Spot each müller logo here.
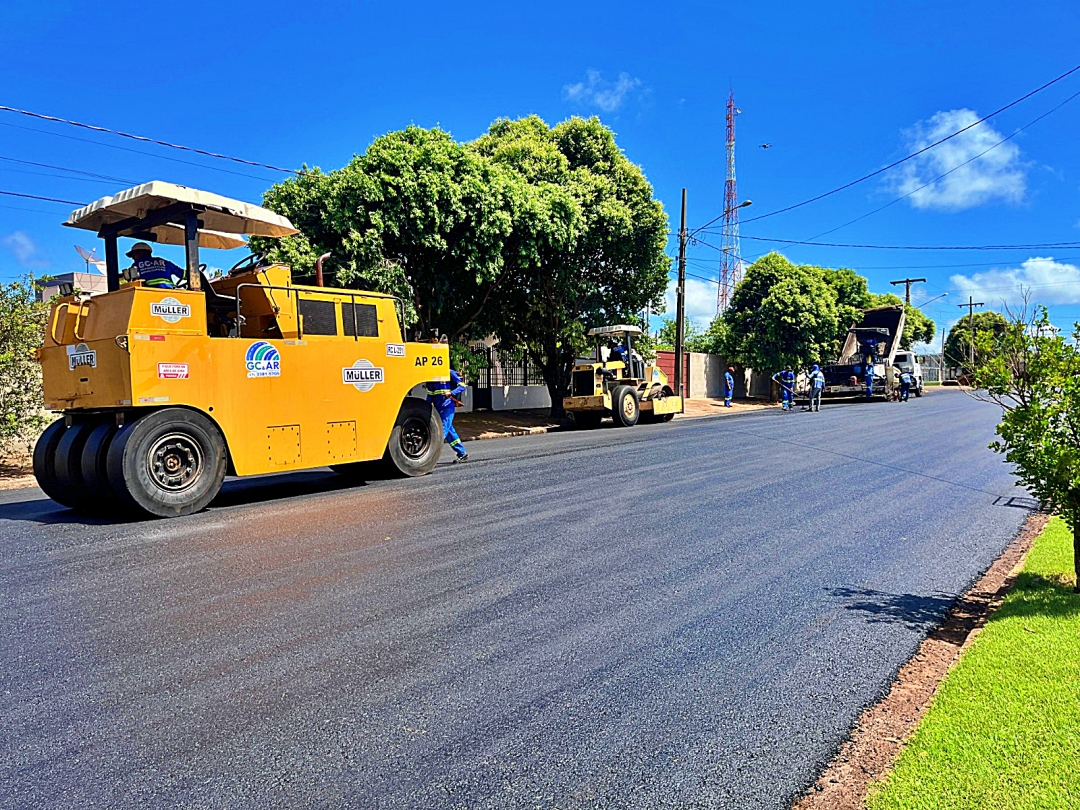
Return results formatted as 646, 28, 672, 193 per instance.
151, 297, 191, 324
342, 359, 385, 392
68, 342, 96, 371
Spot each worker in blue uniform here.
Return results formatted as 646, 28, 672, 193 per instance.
808, 364, 825, 412
427, 369, 469, 462
774, 365, 796, 410
865, 360, 875, 400
122, 242, 183, 289
899, 369, 913, 402
724, 366, 735, 407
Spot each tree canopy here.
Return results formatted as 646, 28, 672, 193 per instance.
945, 310, 1008, 368
713, 253, 841, 371
257, 116, 669, 415
473, 116, 669, 414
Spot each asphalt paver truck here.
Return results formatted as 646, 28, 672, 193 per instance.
34, 182, 450, 518
818, 304, 906, 400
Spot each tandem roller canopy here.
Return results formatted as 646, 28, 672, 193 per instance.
587, 325, 643, 337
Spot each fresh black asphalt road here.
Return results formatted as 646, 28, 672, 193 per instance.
0, 389, 1032, 809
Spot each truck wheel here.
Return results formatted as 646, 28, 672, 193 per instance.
33, 418, 75, 507
106, 408, 227, 518
383, 399, 442, 477
611, 385, 640, 427
915, 386, 923, 398
54, 421, 98, 512
573, 412, 602, 429
79, 422, 121, 511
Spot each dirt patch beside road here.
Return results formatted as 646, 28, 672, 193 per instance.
793, 511, 1050, 810
0, 450, 34, 491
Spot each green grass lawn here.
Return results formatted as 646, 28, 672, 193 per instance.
867, 517, 1080, 810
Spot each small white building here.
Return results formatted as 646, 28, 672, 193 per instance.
38, 271, 109, 301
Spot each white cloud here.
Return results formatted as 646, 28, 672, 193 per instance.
664, 275, 717, 328
564, 70, 642, 113
949, 256, 1080, 309
2, 230, 49, 268
888, 109, 1027, 210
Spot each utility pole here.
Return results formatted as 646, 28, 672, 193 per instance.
674, 188, 687, 409
890, 277, 926, 304
958, 296, 985, 368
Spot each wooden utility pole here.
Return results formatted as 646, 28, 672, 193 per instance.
958, 296, 985, 368
674, 188, 687, 409
890, 277, 926, 304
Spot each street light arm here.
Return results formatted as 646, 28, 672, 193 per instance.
912, 292, 948, 308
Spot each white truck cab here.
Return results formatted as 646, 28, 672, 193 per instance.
892, 351, 924, 397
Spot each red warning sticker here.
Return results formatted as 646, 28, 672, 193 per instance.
157, 363, 189, 379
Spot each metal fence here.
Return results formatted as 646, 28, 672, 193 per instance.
457, 345, 547, 408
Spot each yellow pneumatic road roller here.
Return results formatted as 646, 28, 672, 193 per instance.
34, 182, 450, 518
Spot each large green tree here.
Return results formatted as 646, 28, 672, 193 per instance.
944, 310, 1008, 368
715, 252, 840, 372
0, 277, 48, 449
819, 266, 871, 352
972, 308, 1080, 591
473, 116, 669, 415
257, 126, 517, 341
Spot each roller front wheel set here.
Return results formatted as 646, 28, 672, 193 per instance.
32, 409, 227, 518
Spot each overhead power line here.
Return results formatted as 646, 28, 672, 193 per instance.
805, 87, 1080, 241
0, 121, 277, 182
0, 104, 296, 174
0, 155, 136, 184
691, 63, 1080, 233
738, 234, 1080, 251
0, 189, 84, 205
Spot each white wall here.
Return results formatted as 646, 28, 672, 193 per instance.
491, 385, 551, 411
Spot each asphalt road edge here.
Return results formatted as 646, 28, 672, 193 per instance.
791, 509, 1051, 810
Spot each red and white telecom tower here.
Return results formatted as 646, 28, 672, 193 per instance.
717, 91, 742, 313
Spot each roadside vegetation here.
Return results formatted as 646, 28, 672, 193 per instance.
867, 516, 1080, 810
0, 277, 48, 451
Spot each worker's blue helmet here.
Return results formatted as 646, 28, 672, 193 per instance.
812, 364, 820, 372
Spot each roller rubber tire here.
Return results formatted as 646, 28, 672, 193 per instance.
611, 385, 640, 428
383, 399, 442, 477
53, 421, 98, 512
106, 408, 227, 518
32, 418, 75, 507
79, 422, 121, 512
914, 387, 923, 398
573, 411, 603, 429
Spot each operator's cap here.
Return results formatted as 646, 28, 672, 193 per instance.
126, 241, 153, 257
728, 366, 734, 372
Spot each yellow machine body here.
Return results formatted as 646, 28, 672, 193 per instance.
39, 265, 449, 476
563, 360, 682, 417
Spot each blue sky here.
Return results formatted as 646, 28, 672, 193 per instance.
2, 0, 1079, 349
